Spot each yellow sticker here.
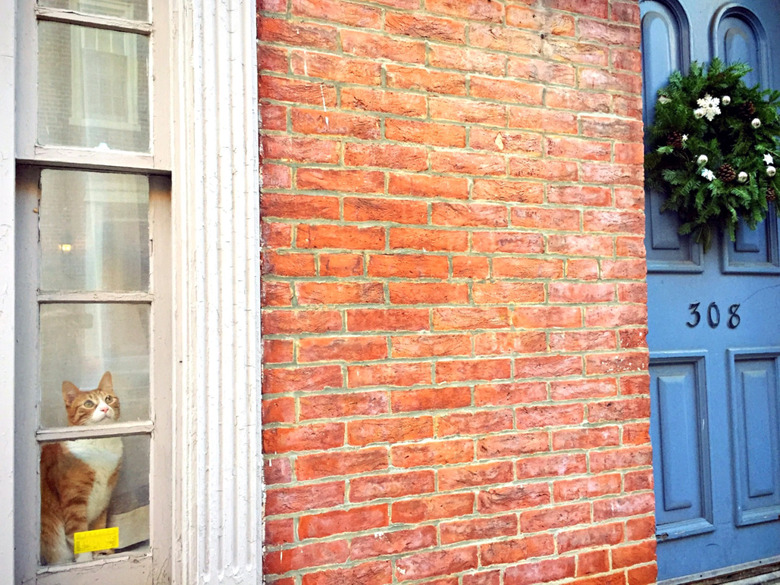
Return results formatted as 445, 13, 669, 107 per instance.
73, 527, 119, 555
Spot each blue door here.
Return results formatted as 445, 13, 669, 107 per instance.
642, 0, 780, 580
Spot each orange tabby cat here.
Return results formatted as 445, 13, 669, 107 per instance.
40, 371, 123, 565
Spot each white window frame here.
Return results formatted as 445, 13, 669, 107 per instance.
2, 1, 262, 584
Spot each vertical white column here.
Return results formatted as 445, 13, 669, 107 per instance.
171, 1, 261, 583
0, 1, 14, 584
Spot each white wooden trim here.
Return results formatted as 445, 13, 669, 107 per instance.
0, 0, 15, 583
170, 0, 262, 583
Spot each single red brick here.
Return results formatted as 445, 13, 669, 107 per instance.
441, 514, 517, 544
262, 281, 293, 307
433, 307, 510, 331
432, 201, 509, 228
392, 439, 474, 468
590, 446, 652, 473
292, 108, 381, 139
480, 534, 555, 566
262, 221, 292, 247
516, 453, 587, 479
299, 504, 389, 539
348, 416, 433, 445
263, 396, 295, 424
474, 382, 547, 406
368, 254, 450, 278
291, 49, 383, 86
351, 526, 437, 559
511, 205, 580, 230
612, 540, 656, 569
437, 410, 514, 438
507, 56, 576, 86
550, 331, 617, 352
263, 163, 292, 189
554, 474, 622, 502
579, 18, 640, 47
253, 186, 334, 217
626, 517, 656, 541
319, 253, 364, 277
345, 142, 428, 172
509, 157, 578, 181
616, 237, 647, 259
544, 38, 608, 67
515, 355, 583, 379
301, 561, 392, 585
602, 258, 647, 280
435, 359, 513, 384
572, 574, 626, 585
389, 282, 469, 304
263, 251, 316, 276
612, 1, 641, 24
512, 306, 581, 329
395, 546, 478, 582
264, 339, 294, 364
620, 375, 650, 396
291, 0, 382, 28
624, 423, 651, 448
471, 76, 543, 106
474, 281, 547, 305
297, 168, 385, 194
262, 310, 342, 336
341, 29, 425, 64
549, 185, 611, 206
628, 564, 659, 585
520, 503, 591, 532
265, 481, 345, 516
551, 378, 618, 400
348, 362, 431, 388
265, 517, 295, 547
586, 352, 649, 375
347, 308, 430, 332
553, 426, 620, 451
391, 386, 472, 412
471, 230, 544, 254
263, 422, 345, 454
259, 17, 339, 49
385, 64, 467, 96
429, 97, 506, 127
342, 86, 427, 117
439, 461, 514, 491
558, 522, 624, 553
463, 571, 501, 585
568, 258, 601, 280
594, 493, 655, 521
261, 103, 287, 130
477, 431, 549, 459
386, 119, 466, 148
477, 483, 550, 514
545, 88, 610, 113
263, 364, 343, 393
430, 150, 506, 176
426, 0, 503, 22
298, 335, 386, 363
586, 306, 647, 329
389, 173, 469, 199
517, 404, 584, 430
385, 12, 466, 43
344, 197, 429, 225
577, 549, 610, 576
429, 44, 506, 75
264, 539, 349, 574
581, 115, 643, 142
264, 457, 293, 485
295, 282, 384, 305
350, 470, 435, 503
547, 234, 614, 256
298, 223, 386, 249
263, 135, 340, 164
452, 256, 490, 279
392, 493, 475, 523
296, 447, 389, 480
261, 74, 338, 106
474, 331, 547, 356
589, 398, 650, 423
581, 162, 643, 187
504, 556, 576, 585
299, 391, 389, 421
470, 129, 543, 155
618, 283, 648, 303
549, 282, 615, 303
469, 23, 542, 54
509, 106, 577, 134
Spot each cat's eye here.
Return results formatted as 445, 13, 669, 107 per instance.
105, 396, 113, 403
83, 400, 95, 408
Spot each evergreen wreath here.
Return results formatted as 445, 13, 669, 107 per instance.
645, 58, 780, 250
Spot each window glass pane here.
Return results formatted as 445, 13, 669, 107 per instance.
40, 170, 149, 292
40, 435, 150, 565
40, 303, 150, 427
38, 21, 150, 152
39, 0, 149, 22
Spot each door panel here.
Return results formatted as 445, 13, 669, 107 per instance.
642, 0, 780, 580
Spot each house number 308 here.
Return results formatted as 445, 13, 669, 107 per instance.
686, 302, 741, 329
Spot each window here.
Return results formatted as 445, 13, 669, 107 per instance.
15, 1, 171, 583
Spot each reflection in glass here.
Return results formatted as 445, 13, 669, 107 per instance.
40, 0, 149, 21
40, 170, 149, 292
40, 435, 150, 565
40, 303, 150, 428
38, 21, 150, 151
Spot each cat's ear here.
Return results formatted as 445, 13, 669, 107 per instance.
62, 381, 80, 407
98, 371, 113, 392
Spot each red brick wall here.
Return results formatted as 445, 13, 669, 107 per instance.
259, 0, 655, 583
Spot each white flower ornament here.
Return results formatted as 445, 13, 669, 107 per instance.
696, 94, 721, 121
764, 153, 774, 165
701, 168, 715, 181
682, 134, 688, 142
697, 154, 708, 165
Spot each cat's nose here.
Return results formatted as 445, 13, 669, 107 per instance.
100, 406, 109, 413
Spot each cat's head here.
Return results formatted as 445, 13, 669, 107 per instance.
61, 371, 121, 426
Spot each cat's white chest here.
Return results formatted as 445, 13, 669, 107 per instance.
66, 438, 123, 523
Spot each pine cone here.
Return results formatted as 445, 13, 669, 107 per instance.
716, 163, 736, 183
767, 187, 777, 202
739, 100, 756, 118
666, 131, 684, 149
